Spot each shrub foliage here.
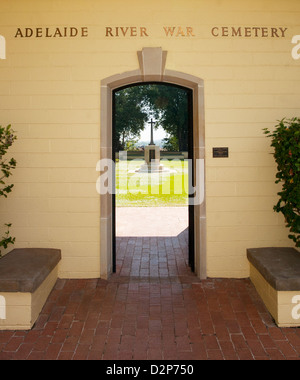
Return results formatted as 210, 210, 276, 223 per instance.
264, 118, 300, 247
0, 125, 17, 257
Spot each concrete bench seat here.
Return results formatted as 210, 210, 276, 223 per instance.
0, 248, 61, 330
247, 247, 300, 327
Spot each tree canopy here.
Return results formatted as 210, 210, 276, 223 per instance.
114, 86, 148, 151
114, 84, 189, 151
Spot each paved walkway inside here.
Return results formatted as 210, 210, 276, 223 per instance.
116, 207, 188, 237
0, 208, 300, 360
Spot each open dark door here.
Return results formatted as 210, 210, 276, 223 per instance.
187, 89, 195, 271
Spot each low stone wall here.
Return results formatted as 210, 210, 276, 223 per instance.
0, 248, 61, 330
247, 247, 300, 327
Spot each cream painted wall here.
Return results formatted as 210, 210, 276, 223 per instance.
0, 0, 299, 278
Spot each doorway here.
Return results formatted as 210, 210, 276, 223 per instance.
100, 48, 206, 280
112, 83, 194, 275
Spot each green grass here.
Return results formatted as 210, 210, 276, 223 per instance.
116, 159, 189, 207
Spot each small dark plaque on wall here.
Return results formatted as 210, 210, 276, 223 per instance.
213, 147, 229, 158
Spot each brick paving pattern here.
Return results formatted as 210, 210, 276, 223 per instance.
0, 228, 300, 360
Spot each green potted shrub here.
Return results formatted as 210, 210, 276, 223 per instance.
264, 118, 300, 248
0, 124, 17, 257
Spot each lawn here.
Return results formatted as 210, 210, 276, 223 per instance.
116, 159, 189, 207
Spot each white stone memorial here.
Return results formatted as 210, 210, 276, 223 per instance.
136, 119, 171, 173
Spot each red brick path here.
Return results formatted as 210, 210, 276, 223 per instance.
1, 231, 300, 360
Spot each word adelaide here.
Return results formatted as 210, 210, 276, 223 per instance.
15, 27, 89, 38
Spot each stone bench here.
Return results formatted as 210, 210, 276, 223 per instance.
0, 248, 61, 330
247, 247, 300, 327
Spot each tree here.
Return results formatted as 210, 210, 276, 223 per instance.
114, 84, 190, 152
162, 135, 179, 151
142, 84, 190, 151
114, 86, 149, 151
0, 125, 17, 257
